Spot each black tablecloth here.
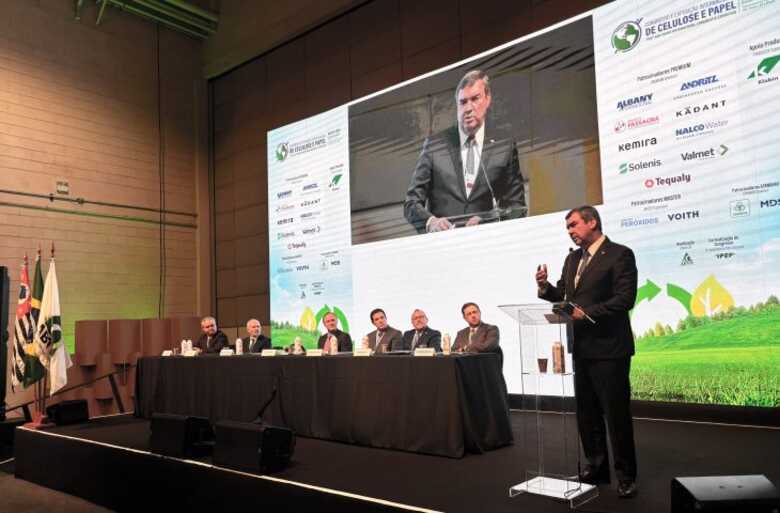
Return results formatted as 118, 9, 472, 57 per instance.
135, 353, 512, 458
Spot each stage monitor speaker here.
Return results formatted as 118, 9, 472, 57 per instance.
149, 413, 214, 458
213, 420, 295, 473
0, 266, 9, 421
672, 475, 780, 513
46, 399, 90, 426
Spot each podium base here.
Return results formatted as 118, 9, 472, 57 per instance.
510, 476, 598, 508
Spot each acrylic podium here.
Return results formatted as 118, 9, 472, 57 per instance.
499, 303, 598, 508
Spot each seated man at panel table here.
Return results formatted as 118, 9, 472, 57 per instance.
318, 311, 353, 354
364, 308, 403, 354
193, 316, 228, 354
453, 302, 503, 366
241, 318, 272, 353
401, 309, 442, 352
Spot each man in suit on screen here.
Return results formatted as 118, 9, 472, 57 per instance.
404, 69, 526, 233
535, 205, 638, 498
401, 309, 441, 352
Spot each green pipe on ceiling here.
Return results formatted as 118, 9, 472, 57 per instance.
106, 0, 210, 39
134, 0, 217, 33
161, 0, 219, 24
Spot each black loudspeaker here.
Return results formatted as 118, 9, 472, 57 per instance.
672, 475, 780, 513
46, 399, 90, 426
213, 420, 295, 473
0, 266, 9, 421
149, 413, 214, 458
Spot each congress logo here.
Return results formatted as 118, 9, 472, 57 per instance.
275, 143, 289, 162
748, 54, 780, 84
612, 20, 642, 53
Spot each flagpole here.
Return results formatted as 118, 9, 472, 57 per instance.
24, 246, 55, 429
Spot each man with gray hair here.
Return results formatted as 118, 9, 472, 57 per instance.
193, 316, 228, 354
404, 69, 526, 233
241, 318, 271, 353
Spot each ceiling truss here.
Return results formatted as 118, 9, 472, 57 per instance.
75, 0, 219, 39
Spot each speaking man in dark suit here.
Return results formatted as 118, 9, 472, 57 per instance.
536, 205, 638, 499
193, 316, 228, 354
404, 69, 526, 233
401, 309, 441, 352
364, 308, 403, 353
318, 311, 353, 354
242, 318, 271, 353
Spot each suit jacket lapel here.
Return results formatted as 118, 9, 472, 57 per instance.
567, 250, 582, 298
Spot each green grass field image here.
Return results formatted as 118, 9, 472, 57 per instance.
271, 304, 350, 350
631, 274, 780, 407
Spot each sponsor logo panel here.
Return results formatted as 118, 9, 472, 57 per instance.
644, 173, 691, 189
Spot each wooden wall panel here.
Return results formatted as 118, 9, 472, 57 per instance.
2, 0, 207, 409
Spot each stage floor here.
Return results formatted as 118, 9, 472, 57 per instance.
12, 411, 780, 513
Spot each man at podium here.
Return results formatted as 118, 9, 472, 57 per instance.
535, 205, 638, 499
403, 69, 526, 233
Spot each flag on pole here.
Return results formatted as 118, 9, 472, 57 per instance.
11, 255, 46, 390
31, 249, 44, 326
35, 255, 72, 395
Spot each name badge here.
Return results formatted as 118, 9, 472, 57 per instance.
306, 349, 323, 357
353, 348, 372, 357
219, 349, 235, 356
261, 349, 279, 357
414, 347, 436, 357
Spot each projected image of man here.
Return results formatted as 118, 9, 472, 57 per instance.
404, 69, 526, 233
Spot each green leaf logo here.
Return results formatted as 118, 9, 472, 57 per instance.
748, 54, 780, 79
